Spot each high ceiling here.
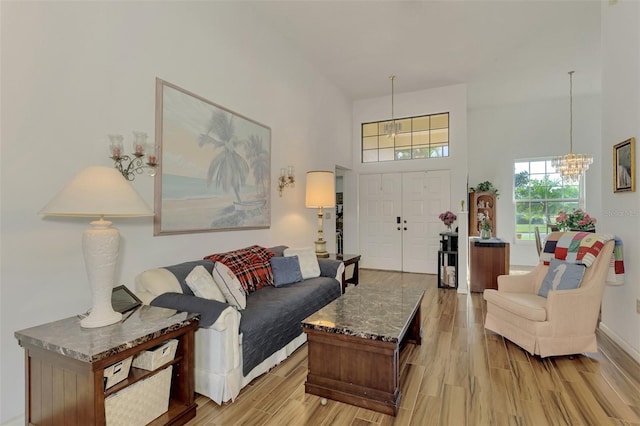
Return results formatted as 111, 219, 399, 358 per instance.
250, 0, 602, 108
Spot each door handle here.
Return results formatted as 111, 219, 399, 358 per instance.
396, 216, 401, 224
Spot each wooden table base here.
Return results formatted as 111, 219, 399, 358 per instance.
304, 305, 421, 416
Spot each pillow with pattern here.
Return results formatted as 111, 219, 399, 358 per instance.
538, 258, 586, 298
211, 262, 246, 310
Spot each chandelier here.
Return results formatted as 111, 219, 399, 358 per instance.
384, 75, 401, 138
551, 71, 593, 183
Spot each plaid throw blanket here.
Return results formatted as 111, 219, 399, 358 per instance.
204, 245, 275, 294
541, 232, 625, 285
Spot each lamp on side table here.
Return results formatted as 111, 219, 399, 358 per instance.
39, 166, 153, 328
305, 170, 335, 258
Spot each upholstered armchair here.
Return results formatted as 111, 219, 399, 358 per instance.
483, 233, 615, 357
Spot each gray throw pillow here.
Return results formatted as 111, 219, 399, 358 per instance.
270, 255, 303, 287
538, 258, 586, 298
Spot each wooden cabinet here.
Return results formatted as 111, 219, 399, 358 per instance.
469, 238, 510, 292
469, 191, 497, 236
15, 307, 199, 426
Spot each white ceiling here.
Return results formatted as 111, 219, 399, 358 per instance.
249, 0, 602, 108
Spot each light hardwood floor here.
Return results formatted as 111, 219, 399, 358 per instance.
187, 269, 640, 426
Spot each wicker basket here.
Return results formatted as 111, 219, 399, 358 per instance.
132, 339, 178, 371
105, 366, 172, 426
103, 356, 132, 390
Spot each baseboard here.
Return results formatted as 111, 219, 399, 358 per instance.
599, 322, 640, 364
0, 414, 24, 426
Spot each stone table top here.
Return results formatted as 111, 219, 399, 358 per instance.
15, 306, 199, 364
302, 284, 424, 343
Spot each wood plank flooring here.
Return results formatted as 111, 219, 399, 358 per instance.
186, 269, 640, 426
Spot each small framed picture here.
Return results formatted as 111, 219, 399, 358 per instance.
111, 285, 142, 313
613, 137, 635, 193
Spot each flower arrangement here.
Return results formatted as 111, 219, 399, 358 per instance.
481, 218, 492, 231
555, 209, 597, 231
439, 211, 457, 227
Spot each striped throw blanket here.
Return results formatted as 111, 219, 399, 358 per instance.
541, 231, 625, 286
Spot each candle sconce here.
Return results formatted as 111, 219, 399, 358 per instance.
278, 166, 295, 196
109, 132, 158, 181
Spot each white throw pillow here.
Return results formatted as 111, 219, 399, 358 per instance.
283, 247, 320, 279
211, 262, 247, 310
185, 265, 226, 302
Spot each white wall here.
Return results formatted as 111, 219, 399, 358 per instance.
0, 2, 351, 422
350, 84, 469, 292
468, 94, 602, 266
599, 0, 640, 363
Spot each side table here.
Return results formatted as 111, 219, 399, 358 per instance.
469, 237, 510, 292
15, 306, 199, 425
326, 253, 361, 293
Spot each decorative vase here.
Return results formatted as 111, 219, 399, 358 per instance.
480, 228, 491, 239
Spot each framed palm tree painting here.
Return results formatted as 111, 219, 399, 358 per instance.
154, 79, 271, 235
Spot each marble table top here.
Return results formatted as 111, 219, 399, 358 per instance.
15, 306, 199, 364
302, 284, 424, 343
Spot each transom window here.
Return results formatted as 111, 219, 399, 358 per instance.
514, 159, 582, 241
361, 112, 449, 163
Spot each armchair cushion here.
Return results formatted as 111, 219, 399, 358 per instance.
538, 259, 586, 298
483, 291, 547, 322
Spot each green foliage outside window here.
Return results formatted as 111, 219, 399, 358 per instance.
514, 160, 581, 241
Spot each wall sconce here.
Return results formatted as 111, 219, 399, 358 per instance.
109, 132, 158, 181
278, 166, 295, 196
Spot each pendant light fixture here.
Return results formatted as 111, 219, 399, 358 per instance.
551, 71, 593, 183
384, 75, 401, 138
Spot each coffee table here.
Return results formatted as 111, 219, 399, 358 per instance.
302, 285, 424, 416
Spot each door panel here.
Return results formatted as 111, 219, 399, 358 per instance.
359, 174, 402, 270
406, 170, 450, 273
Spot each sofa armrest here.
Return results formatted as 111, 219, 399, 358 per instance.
318, 258, 345, 283
497, 264, 546, 293
545, 285, 603, 334
135, 267, 183, 304
497, 272, 537, 293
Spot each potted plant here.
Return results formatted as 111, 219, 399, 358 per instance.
555, 209, 597, 232
480, 218, 492, 239
470, 181, 499, 198
438, 211, 457, 232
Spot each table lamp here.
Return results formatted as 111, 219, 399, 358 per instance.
305, 171, 335, 258
39, 166, 154, 328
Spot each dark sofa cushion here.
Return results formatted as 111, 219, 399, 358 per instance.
151, 292, 229, 327
239, 276, 341, 375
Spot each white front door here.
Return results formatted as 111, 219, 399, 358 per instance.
359, 170, 451, 273
358, 173, 403, 270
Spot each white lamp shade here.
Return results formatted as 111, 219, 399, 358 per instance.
40, 166, 153, 218
305, 171, 336, 208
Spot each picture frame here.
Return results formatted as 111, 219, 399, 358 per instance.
111, 285, 142, 314
613, 137, 635, 193
154, 78, 271, 235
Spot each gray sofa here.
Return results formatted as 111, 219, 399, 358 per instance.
134, 246, 344, 404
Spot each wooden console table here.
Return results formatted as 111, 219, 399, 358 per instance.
469, 237, 510, 292
15, 306, 199, 425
